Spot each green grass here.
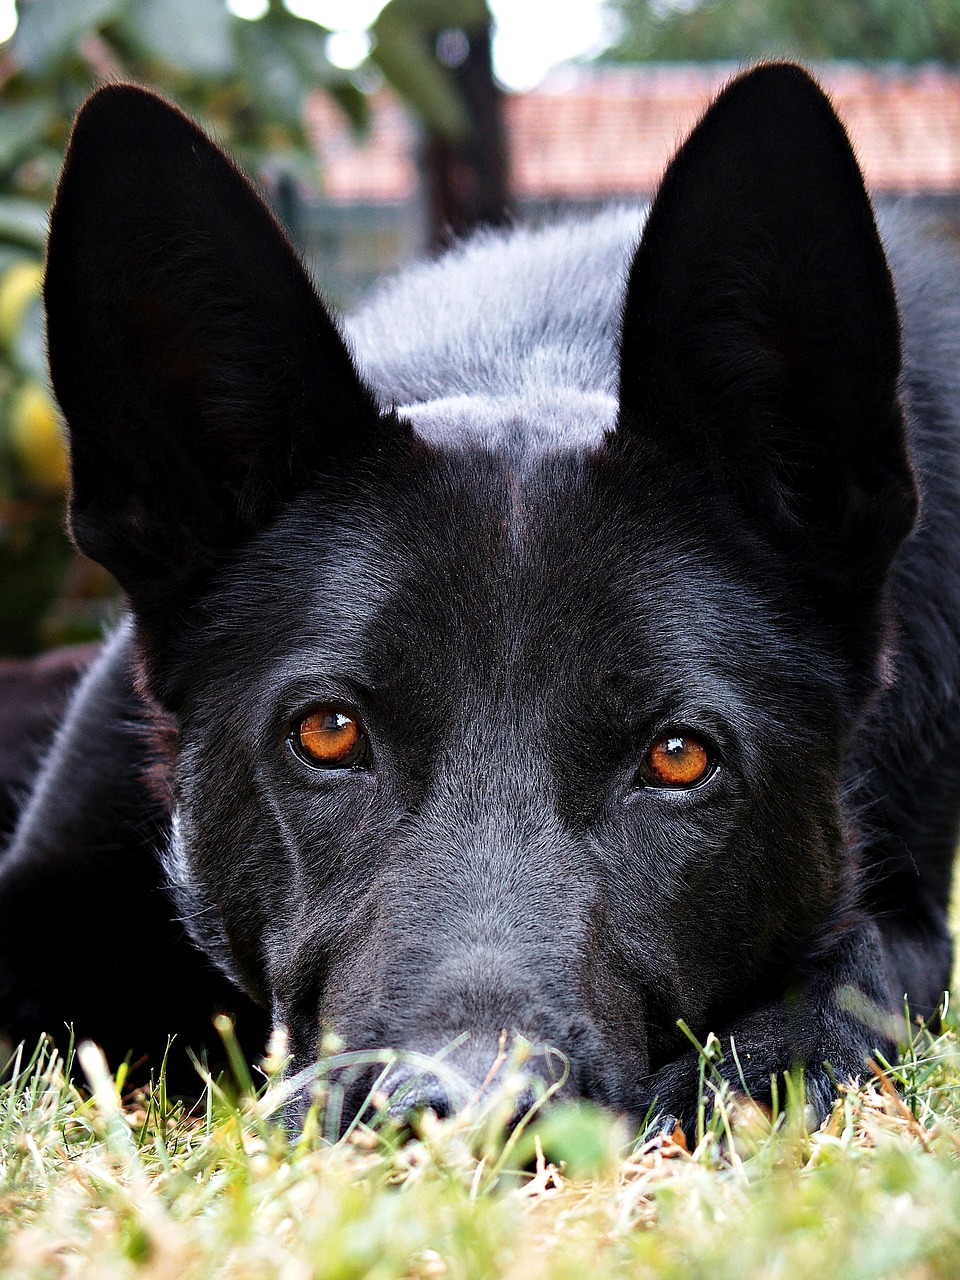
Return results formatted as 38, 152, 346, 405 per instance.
4, 1008, 960, 1279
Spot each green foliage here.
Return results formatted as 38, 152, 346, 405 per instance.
8, 0, 364, 167
0, 0, 488, 655
4, 1009, 960, 1277
604, 0, 960, 64
0, 0, 355, 652
371, 0, 491, 141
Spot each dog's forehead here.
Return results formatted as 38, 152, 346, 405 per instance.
215, 420, 769, 704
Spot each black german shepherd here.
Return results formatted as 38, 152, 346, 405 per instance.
2, 62, 959, 1128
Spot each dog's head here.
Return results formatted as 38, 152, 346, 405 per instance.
44, 64, 916, 1118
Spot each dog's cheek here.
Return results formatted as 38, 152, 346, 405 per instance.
589, 766, 846, 1066
270, 881, 387, 1057
163, 724, 295, 1006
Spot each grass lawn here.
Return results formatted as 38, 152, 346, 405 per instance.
3, 1005, 960, 1280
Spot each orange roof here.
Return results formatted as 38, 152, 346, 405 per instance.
307, 63, 960, 202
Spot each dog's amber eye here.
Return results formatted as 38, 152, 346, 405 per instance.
641, 732, 712, 789
292, 707, 366, 769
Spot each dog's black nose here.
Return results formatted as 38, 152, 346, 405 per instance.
386, 1070, 455, 1121
381, 1068, 461, 1121
334, 1037, 563, 1135
379, 1064, 541, 1128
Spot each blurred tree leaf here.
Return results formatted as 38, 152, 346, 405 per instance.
120, 0, 235, 76
0, 99, 56, 171
236, 8, 332, 134
0, 198, 48, 250
13, 0, 127, 74
372, 0, 490, 141
0, 0, 477, 654
13, 293, 47, 382
326, 79, 369, 132
0, 0, 481, 654
604, 0, 960, 63
0, 502, 75, 654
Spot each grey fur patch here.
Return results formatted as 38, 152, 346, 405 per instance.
399, 388, 618, 456
161, 807, 243, 987
345, 207, 646, 412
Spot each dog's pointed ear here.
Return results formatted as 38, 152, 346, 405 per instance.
45, 85, 398, 614
617, 63, 916, 588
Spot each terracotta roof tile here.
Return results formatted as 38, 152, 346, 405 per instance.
306, 63, 960, 202
309, 92, 419, 201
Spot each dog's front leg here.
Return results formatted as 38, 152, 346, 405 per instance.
638, 921, 900, 1136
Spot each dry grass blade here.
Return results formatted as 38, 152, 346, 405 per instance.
1, 1009, 960, 1278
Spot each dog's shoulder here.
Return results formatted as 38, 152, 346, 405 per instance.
878, 203, 960, 439
866, 207, 960, 734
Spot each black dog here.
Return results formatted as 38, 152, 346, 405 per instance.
2, 62, 959, 1128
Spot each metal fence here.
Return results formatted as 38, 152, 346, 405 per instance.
296, 191, 960, 314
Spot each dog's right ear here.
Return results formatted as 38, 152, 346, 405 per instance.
615, 63, 916, 605
45, 85, 398, 618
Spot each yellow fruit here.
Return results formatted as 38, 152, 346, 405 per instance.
0, 260, 43, 349
9, 380, 69, 493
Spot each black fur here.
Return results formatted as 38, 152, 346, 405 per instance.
3, 63, 960, 1126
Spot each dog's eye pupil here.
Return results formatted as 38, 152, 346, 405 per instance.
293, 708, 365, 768
642, 733, 711, 788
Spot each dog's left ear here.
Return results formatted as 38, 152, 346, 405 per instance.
45, 84, 396, 624
617, 63, 916, 591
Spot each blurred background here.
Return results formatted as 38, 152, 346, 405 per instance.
0, 0, 958, 656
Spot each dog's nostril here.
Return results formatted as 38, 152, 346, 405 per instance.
382, 1071, 455, 1122
380, 1070, 544, 1131
339, 1041, 563, 1136
510, 1082, 539, 1127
